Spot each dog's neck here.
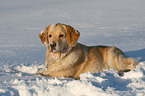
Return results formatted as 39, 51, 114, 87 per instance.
47, 45, 74, 59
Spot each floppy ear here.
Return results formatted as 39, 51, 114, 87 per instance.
62, 24, 80, 47
39, 25, 50, 47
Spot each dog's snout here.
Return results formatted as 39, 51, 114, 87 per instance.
50, 42, 56, 47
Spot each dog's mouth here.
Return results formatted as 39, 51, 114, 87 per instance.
50, 46, 69, 53
50, 50, 58, 53
49, 47, 57, 53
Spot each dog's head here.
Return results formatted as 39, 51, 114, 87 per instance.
39, 23, 80, 53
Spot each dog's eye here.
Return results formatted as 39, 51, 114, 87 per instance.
49, 34, 52, 38
59, 34, 64, 38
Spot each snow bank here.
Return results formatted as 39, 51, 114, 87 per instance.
0, 62, 144, 96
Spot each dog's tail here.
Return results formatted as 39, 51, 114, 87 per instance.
124, 57, 140, 70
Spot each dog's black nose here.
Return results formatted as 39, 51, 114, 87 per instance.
50, 42, 56, 47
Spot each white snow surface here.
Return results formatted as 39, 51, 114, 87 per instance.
0, 0, 145, 96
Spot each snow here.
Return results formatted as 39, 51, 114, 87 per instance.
0, 0, 145, 96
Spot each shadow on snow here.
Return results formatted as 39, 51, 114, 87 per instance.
125, 48, 145, 61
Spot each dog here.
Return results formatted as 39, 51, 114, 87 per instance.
36, 23, 139, 79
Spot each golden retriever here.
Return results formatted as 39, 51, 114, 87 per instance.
36, 23, 139, 79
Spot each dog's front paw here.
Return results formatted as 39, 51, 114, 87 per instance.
37, 68, 44, 74
34, 68, 44, 76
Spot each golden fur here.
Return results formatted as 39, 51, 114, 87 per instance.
36, 23, 139, 79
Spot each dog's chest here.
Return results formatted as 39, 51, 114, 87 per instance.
46, 52, 79, 72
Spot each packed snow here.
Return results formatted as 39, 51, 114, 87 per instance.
0, 0, 145, 96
